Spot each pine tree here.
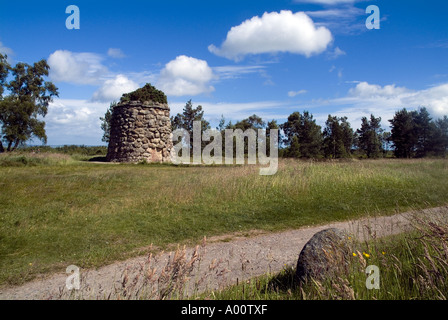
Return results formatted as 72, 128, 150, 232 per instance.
323, 115, 353, 158
288, 135, 301, 158
99, 101, 117, 143
170, 100, 210, 150
431, 116, 448, 157
281, 111, 322, 158
266, 119, 280, 156
413, 107, 434, 157
225, 114, 266, 155
356, 114, 383, 158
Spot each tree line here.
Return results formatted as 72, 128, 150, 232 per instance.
168, 100, 448, 159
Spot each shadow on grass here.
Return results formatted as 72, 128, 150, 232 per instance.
87, 156, 108, 162
265, 266, 298, 294
84, 157, 244, 168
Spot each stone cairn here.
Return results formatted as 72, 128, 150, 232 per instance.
106, 100, 173, 163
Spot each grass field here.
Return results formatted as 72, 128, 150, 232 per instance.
1, 152, 447, 287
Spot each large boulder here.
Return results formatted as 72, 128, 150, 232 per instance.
295, 228, 352, 283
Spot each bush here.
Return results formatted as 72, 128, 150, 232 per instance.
120, 83, 167, 104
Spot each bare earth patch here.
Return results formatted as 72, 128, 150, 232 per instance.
0, 206, 446, 300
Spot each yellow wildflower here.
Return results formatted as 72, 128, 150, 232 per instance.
363, 252, 370, 258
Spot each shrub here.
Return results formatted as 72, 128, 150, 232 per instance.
120, 83, 167, 104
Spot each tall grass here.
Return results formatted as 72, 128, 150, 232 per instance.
204, 212, 448, 300
57, 208, 448, 300
18, 145, 107, 156
0, 157, 447, 286
58, 241, 208, 300
0, 152, 74, 166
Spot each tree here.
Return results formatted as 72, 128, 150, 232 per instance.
432, 116, 448, 157
224, 114, 266, 156
381, 131, 392, 156
389, 107, 447, 158
217, 114, 226, 132
0, 54, 9, 152
0, 53, 9, 99
281, 111, 322, 158
389, 109, 416, 158
100, 101, 117, 143
288, 135, 301, 158
299, 111, 322, 159
281, 111, 300, 148
340, 117, 355, 155
389, 108, 436, 158
356, 114, 383, 158
0, 57, 58, 152
233, 114, 265, 131
413, 107, 434, 157
170, 100, 210, 150
323, 115, 353, 158
266, 119, 280, 156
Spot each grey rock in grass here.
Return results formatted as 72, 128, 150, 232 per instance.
295, 228, 352, 283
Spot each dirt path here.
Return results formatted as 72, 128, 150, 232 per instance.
1, 206, 447, 300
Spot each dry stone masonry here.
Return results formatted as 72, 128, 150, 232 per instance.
106, 101, 173, 163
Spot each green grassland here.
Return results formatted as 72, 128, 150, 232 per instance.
0, 152, 447, 286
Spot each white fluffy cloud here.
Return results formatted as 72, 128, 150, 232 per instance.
47, 50, 148, 102
157, 55, 215, 96
404, 84, 448, 117
208, 10, 333, 61
323, 82, 448, 127
92, 74, 139, 102
48, 50, 108, 85
46, 99, 109, 145
348, 82, 411, 99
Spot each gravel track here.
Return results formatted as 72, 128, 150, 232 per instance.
1, 206, 446, 300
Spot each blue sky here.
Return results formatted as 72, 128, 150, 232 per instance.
1, 0, 447, 145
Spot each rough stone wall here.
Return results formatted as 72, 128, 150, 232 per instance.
106, 101, 172, 163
